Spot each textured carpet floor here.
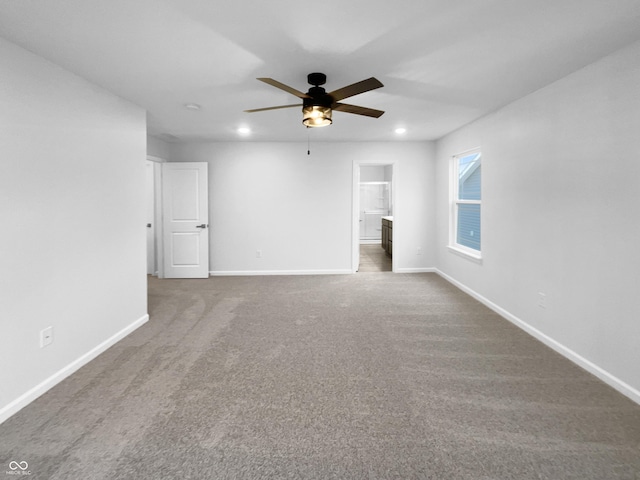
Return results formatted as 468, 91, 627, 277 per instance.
1, 273, 639, 479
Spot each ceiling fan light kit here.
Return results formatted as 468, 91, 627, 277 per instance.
245, 72, 384, 128
302, 105, 332, 127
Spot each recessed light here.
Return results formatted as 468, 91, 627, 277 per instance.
184, 103, 201, 111
395, 127, 407, 134
237, 127, 251, 135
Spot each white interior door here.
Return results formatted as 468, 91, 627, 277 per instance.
161, 162, 209, 278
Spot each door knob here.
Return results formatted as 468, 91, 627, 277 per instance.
196, 224, 208, 229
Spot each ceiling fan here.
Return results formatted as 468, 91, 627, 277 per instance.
245, 73, 384, 127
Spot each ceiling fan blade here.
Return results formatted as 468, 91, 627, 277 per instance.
328, 77, 384, 102
244, 104, 302, 113
257, 78, 310, 99
333, 103, 385, 118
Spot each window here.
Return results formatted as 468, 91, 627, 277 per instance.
451, 150, 481, 259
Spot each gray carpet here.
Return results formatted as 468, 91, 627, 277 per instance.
1, 273, 639, 479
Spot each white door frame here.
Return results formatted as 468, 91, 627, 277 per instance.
146, 155, 165, 277
352, 160, 397, 273
145, 160, 156, 275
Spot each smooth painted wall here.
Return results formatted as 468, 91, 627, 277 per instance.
169, 141, 436, 274
0, 38, 148, 420
147, 135, 171, 160
435, 40, 640, 398
360, 165, 386, 182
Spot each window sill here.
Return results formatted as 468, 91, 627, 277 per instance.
447, 245, 483, 264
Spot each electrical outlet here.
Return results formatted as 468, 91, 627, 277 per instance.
417, 247, 422, 255
537, 292, 547, 309
40, 326, 53, 348
256, 250, 262, 258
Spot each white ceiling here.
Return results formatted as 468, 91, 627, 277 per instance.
2, 0, 640, 143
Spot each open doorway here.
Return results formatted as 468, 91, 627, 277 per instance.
352, 161, 396, 273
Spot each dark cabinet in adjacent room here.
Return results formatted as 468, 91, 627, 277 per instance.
381, 216, 393, 257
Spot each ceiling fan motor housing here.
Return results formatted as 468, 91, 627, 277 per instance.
304, 86, 333, 108
307, 72, 327, 86
304, 73, 332, 108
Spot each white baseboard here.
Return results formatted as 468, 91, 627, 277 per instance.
434, 269, 640, 406
0, 314, 149, 425
211, 268, 437, 276
210, 269, 352, 276
395, 267, 437, 273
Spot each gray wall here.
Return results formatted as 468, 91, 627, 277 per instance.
0, 38, 148, 421
169, 141, 436, 274
435, 40, 640, 401
147, 135, 172, 160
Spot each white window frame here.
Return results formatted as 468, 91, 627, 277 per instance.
448, 148, 482, 263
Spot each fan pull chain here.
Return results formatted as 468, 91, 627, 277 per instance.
307, 128, 311, 155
